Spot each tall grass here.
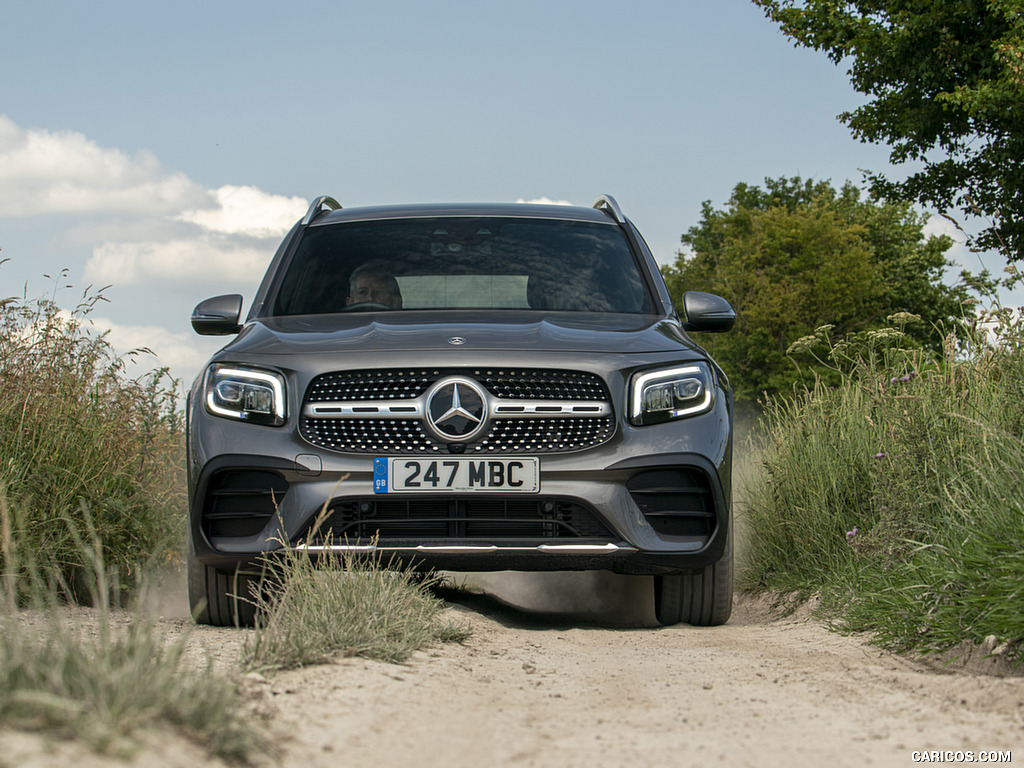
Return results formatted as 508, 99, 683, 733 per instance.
0, 270, 467, 762
0, 496, 266, 764
742, 282, 1024, 660
240, 531, 471, 672
0, 269, 184, 599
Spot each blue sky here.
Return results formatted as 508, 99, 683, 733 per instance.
0, 0, 996, 387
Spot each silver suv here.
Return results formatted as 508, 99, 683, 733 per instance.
186, 195, 736, 626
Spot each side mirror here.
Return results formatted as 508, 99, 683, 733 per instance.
191, 294, 244, 335
681, 291, 736, 333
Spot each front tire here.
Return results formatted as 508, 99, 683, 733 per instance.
654, 526, 733, 627
187, 535, 260, 627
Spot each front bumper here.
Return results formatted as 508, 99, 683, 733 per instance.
188, 445, 731, 576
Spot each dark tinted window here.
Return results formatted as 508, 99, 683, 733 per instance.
272, 217, 651, 315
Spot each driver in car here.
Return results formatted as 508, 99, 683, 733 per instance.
347, 264, 403, 309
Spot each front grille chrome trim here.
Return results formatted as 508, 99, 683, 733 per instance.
490, 401, 611, 417
305, 401, 425, 418
303, 398, 610, 420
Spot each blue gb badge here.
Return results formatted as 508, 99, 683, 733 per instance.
373, 457, 388, 494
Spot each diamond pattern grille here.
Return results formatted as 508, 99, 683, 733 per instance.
300, 368, 615, 454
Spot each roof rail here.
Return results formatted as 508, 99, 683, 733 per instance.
301, 195, 342, 225
591, 194, 625, 224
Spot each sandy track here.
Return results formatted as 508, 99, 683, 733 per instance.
262, 573, 1022, 768
3, 572, 1022, 768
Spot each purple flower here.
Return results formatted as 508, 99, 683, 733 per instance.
874, 452, 888, 460
846, 527, 859, 543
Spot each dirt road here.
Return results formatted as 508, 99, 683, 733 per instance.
251, 573, 1022, 768
3, 572, 1022, 768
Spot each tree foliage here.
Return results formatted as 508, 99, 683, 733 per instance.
754, 0, 1024, 260
663, 177, 966, 408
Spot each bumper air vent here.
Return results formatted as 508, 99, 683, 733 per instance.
626, 468, 716, 540
308, 497, 615, 542
202, 469, 289, 538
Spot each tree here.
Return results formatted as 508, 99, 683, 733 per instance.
663, 177, 966, 408
754, 0, 1024, 260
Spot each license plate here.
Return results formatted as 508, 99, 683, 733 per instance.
374, 457, 539, 493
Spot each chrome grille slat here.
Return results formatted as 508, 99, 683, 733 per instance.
303, 398, 609, 419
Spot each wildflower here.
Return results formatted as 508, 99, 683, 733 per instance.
866, 328, 905, 344
886, 312, 922, 326
846, 527, 859, 543
786, 334, 818, 356
873, 452, 887, 460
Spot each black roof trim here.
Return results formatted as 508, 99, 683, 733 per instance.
306, 201, 618, 227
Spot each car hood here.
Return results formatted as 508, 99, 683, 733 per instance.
219, 311, 701, 357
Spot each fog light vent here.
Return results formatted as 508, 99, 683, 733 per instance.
203, 469, 289, 538
626, 468, 715, 540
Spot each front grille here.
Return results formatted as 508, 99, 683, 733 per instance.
308, 497, 615, 541
302, 418, 439, 453
305, 368, 610, 402
300, 415, 616, 454
475, 418, 615, 453
477, 369, 609, 400
306, 370, 434, 401
300, 367, 616, 455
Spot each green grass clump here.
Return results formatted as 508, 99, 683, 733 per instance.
241, 532, 471, 672
742, 287, 1024, 660
0, 499, 267, 764
0, 269, 184, 599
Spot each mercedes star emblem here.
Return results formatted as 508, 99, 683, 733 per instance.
447, 337, 467, 346
425, 378, 487, 441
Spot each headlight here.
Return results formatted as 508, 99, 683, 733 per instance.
204, 364, 287, 426
630, 362, 715, 425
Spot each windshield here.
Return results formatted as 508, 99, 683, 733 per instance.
271, 217, 652, 315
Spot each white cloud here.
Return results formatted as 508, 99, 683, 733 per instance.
0, 116, 307, 386
178, 185, 307, 238
0, 115, 206, 215
85, 235, 274, 286
3, 120, 311, 286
